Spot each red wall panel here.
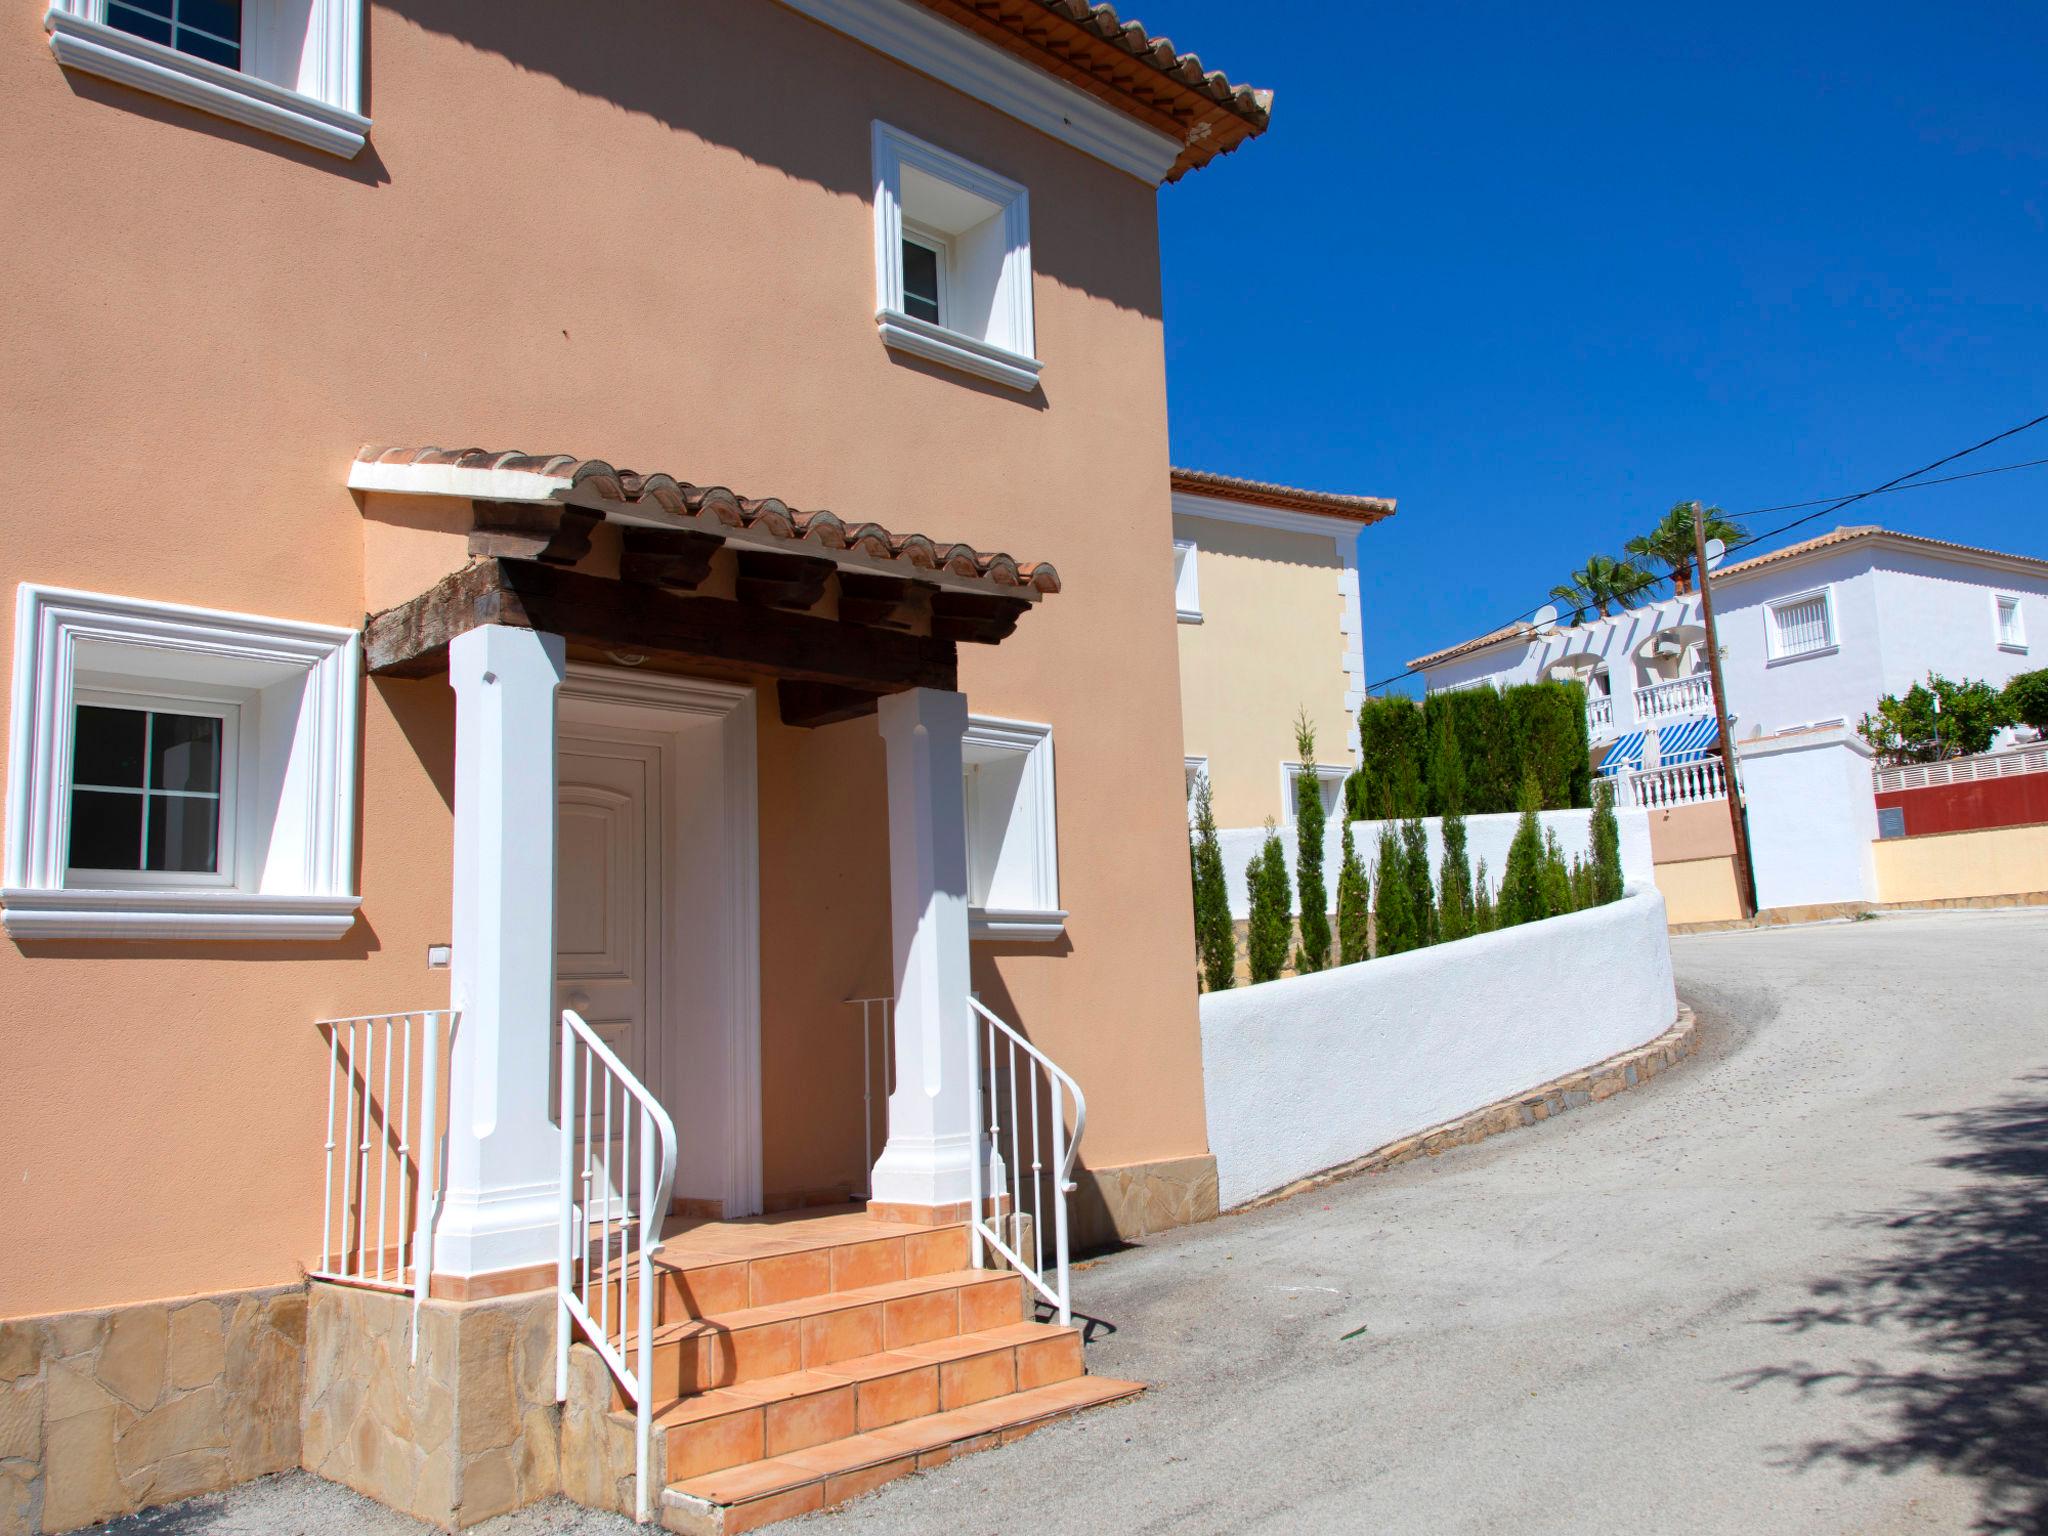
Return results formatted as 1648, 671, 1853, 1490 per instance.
1877, 770, 2048, 836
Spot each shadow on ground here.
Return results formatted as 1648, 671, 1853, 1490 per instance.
1736, 1069, 2048, 1534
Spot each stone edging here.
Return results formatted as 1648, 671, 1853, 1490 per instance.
1241, 1004, 1700, 1210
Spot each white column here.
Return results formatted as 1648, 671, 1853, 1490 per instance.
434, 623, 568, 1278
869, 687, 977, 1214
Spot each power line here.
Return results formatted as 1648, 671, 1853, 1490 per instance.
1371, 414, 2048, 695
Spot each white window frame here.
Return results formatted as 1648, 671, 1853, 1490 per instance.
1173, 539, 1202, 624
1763, 586, 1838, 664
45, 0, 370, 159
4, 584, 361, 940
1994, 593, 2027, 653
872, 121, 1040, 393
961, 714, 1063, 942
65, 685, 242, 889
1280, 761, 1349, 827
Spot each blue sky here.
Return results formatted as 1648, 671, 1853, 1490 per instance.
1151, 0, 2047, 694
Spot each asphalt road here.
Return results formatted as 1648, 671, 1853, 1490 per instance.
95, 908, 2048, 1536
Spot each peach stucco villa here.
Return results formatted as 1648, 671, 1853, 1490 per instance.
0, 0, 1275, 1530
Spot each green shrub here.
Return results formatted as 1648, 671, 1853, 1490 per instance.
1402, 817, 1436, 947
1589, 778, 1624, 905
1496, 773, 1548, 927
1353, 682, 1590, 817
1245, 821, 1293, 983
1539, 828, 1574, 916
1372, 824, 1419, 956
1505, 679, 1592, 809
1441, 687, 1515, 815
1472, 858, 1496, 932
2006, 668, 2048, 735
1858, 672, 2013, 764
1353, 695, 1429, 819
1426, 703, 1468, 818
1336, 818, 1371, 965
1189, 775, 1234, 991
1290, 712, 1332, 974
1437, 810, 1473, 941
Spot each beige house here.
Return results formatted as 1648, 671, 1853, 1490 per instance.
1171, 469, 1395, 829
0, 1, 1276, 1529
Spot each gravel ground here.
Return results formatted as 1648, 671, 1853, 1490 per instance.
83, 908, 2048, 1535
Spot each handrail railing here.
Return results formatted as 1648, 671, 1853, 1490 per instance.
1586, 694, 1614, 735
845, 997, 896, 1202
1873, 739, 2048, 794
1633, 673, 1713, 721
1621, 757, 1727, 809
312, 1011, 456, 1361
966, 996, 1086, 1327
555, 1009, 676, 1525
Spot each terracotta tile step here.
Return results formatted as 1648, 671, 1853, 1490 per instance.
660, 1375, 1144, 1535
609, 1222, 973, 1322
625, 1269, 1027, 1400
621, 1322, 1085, 1481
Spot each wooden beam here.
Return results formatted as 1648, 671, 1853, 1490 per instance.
364, 558, 958, 693
468, 500, 599, 565
836, 570, 926, 630
619, 525, 722, 591
776, 680, 882, 728
735, 548, 834, 611
929, 590, 1031, 644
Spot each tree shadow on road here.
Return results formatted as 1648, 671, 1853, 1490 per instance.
1732, 1069, 2048, 1534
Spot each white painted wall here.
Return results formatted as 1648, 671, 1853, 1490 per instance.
1214, 806, 1654, 920
1200, 886, 1678, 1208
1738, 726, 1881, 909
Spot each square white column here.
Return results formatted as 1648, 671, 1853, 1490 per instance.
869, 687, 977, 1214
433, 623, 567, 1278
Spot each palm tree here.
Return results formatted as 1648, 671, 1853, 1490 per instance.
1548, 554, 1654, 623
1625, 502, 1745, 595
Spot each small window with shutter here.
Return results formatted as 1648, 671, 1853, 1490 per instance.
1766, 589, 1835, 660
1995, 594, 2026, 652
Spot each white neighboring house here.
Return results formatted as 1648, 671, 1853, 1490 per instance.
1409, 525, 2048, 920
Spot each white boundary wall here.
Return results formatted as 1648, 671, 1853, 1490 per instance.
1215, 807, 1654, 920
1200, 886, 1678, 1209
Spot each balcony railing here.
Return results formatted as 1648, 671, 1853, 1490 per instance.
1634, 674, 1713, 721
1621, 757, 1727, 809
1586, 694, 1614, 735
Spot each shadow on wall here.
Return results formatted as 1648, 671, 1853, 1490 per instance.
380, 0, 1164, 317
1735, 1070, 2048, 1534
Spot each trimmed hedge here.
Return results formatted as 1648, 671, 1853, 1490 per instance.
1348, 680, 1591, 819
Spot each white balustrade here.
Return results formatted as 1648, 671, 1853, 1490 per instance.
1633, 673, 1714, 721
1621, 757, 1727, 809
967, 996, 1084, 1327
1586, 694, 1614, 735
313, 1011, 457, 1357
1873, 740, 2048, 794
555, 1009, 676, 1526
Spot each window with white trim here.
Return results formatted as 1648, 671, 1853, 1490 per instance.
1184, 755, 1209, 824
45, 0, 369, 159
872, 122, 1039, 393
1765, 589, 1835, 660
1281, 762, 1347, 826
4, 585, 361, 940
1173, 540, 1201, 623
1995, 594, 2027, 652
960, 716, 1063, 941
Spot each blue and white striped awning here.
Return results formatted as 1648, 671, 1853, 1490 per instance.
1658, 716, 1720, 765
1597, 730, 1645, 776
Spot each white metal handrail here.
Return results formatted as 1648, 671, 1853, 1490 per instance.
312, 1011, 456, 1360
966, 996, 1086, 1327
845, 997, 896, 1201
554, 1009, 676, 1526
1621, 757, 1727, 809
1873, 739, 2048, 794
1634, 673, 1713, 721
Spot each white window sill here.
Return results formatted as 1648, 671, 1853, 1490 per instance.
1765, 644, 1838, 667
1998, 642, 2029, 655
969, 906, 1067, 943
2, 886, 361, 942
1176, 608, 1204, 625
46, 10, 369, 159
876, 309, 1043, 393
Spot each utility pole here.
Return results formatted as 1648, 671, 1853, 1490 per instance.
1692, 502, 1758, 918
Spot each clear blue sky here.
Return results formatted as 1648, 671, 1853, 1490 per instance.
1151, 0, 2047, 695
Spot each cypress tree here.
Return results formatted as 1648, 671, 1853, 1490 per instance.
1189, 775, 1234, 991
1590, 777, 1624, 906
1372, 824, 1417, 956
1497, 772, 1547, 927
1438, 810, 1473, 941
1427, 702, 1468, 820
1401, 817, 1436, 947
1540, 828, 1574, 916
1290, 711, 1332, 974
1472, 857, 1496, 932
1245, 821, 1293, 983
1336, 816, 1371, 965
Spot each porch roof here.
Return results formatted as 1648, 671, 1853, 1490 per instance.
356, 445, 1060, 726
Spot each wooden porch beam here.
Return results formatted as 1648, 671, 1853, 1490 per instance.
776, 680, 884, 728
364, 557, 958, 693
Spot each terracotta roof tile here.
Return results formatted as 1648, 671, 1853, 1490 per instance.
354, 446, 1060, 596
1170, 468, 1396, 525
1406, 622, 1535, 672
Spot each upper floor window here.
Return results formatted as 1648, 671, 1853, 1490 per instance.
1765, 588, 1835, 661
1173, 540, 1202, 623
872, 122, 1040, 393
1995, 594, 2027, 652
46, 0, 369, 159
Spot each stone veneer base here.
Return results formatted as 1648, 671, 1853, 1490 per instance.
1240, 1005, 1700, 1211
1068, 1153, 1220, 1252
0, 1284, 304, 1536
